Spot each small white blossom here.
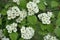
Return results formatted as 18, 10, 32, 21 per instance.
21, 26, 26, 33
38, 12, 53, 24
16, 17, 23, 23
2, 37, 9, 40
16, 9, 27, 23
20, 9, 27, 18
7, 6, 21, 20
6, 23, 17, 33
33, 0, 40, 4
27, 1, 39, 16
28, 10, 35, 16
44, 34, 58, 40
38, 13, 43, 19
13, 0, 20, 5
47, 12, 53, 17
12, 6, 21, 16
21, 26, 35, 39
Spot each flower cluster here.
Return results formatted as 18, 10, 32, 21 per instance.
6, 23, 17, 33
38, 12, 53, 24
7, 6, 27, 23
2, 37, 9, 40
13, 0, 20, 5
44, 34, 58, 40
27, 0, 39, 16
7, 6, 21, 20
16, 9, 27, 23
21, 26, 35, 39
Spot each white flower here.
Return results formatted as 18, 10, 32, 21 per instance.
28, 10, 35, 16
46, 20, 51, 24
6, 23, 17, 33
50, 36, 58, 40
38, 13, 43, 19
42, 20, 51, 24
7, 6, 21, 20
6, 26, 12, 33
13, 28, 17, 32
20, 9, 27, 18
11, 22, 17, 28
0, 29, 4, 38
47, 12, 53, 17
44, 34, 58, 40
21, 26, 35, 39
16, 17, 23, 23
27, 1, 39, 16
2, 37, 9, 40
13, 0, 20, 5
33, 0, 40, 4
41, 16, 50, 24
7, 10, 13, 20
21, 26, 26, 33
12, 6, 21, 16
16, 9, 27, 23
38, 12, 53, 24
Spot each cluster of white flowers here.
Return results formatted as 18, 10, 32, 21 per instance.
2, 37, 9, 40
16, 9, 27, 23
27, 1, 39, 16
7, 6, 27, 23
44, 34, 58, 40
6, 23, 17, 33
13, 0, 20, 5
0, 29, 4, 38
7, 6, 21, 20
21, 26, 35, 39
38, 12, 53, 24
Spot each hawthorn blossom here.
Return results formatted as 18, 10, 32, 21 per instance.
21, 26, 35, 39
38, 12, 53, 24
6, 23, 17, 33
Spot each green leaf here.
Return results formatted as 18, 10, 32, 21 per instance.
40, 24, 54, 32
57, 11, 60, 19
18, 19, 26, 28
5, 3, 11, 9
21, 19, 26, 25
19, 38, 24, 40
9, 32, 18, 40
37, 21, 54, 32
38, 2, 46, 11
38, 30, 48, 35
1, 9, 7, 15
56, 19, 60, 26
3, 29, 8, 36
55, 27, 60, 38
56, 12, 60, 26
27, 15, 37, 25
19, 0, 27, 9
51, 1, 59, 8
